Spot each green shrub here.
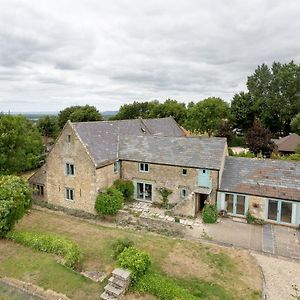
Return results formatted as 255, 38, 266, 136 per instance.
95, 187, 123, 215
246, 210, 265, 225
228, 136, 245, 147
135, 271, 197, 300
174, 216, 180, 223
113, 179, 134, 201
7, 230, 81, 269
117, 247, 151, 284
157, 187, 173, 209
202, 204, 218, 224
0, 176, 32, 237
111, 237, 134, 259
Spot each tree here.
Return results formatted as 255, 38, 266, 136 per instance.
215, 120, 234, 142
149, 99, 187, 125
246, 61, 300, 134
0, 176, 32, 237
291, 113, 300, 135
245, 121, 274, 155
95, 187, 123, 215
58, 105, 103, 128
230, 92, 255, 130
112, 101, 159, 120
36, 115, 59, 139
185, 97, 230, 136
0, 114, 44, 174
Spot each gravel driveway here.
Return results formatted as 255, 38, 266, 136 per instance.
253, 253, 300, 300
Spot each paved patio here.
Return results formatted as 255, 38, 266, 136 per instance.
124, 202, 300, 260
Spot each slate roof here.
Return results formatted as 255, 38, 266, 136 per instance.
71, 117, 185, 167
274, 133, 300, 153
119, 135, 227, 170
220, 156, 300, 201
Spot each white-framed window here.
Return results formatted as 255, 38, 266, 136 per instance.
67, 134, 71, 143
114, 161, 120, 173
139, 162, 149, 172
65, 187, 75, 201
180, 188, 188, 198
65, 163, 75, 176
182, 168, 187, 176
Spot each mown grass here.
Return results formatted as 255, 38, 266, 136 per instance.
0, 209, 261, 299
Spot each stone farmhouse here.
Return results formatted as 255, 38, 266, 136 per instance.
29, 117, 300, 227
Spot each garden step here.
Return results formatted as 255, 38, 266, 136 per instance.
108, 276, 129, 289
100, 291, 117, 300
104, 284, 124, 297
112, 268, 131, 281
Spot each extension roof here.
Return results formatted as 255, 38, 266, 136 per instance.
220, 156, 300, 201
274, 133, 300, 153
71, 117, 185, 167
119, 135, 227, 170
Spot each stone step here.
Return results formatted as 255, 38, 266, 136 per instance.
104, 284, 124, 297
112, 268, 131, 281
109, 276, 129, 289
100, 291, 117, 300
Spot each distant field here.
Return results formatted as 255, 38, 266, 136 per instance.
0, 209, 262, 300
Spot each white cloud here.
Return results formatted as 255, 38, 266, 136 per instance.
0, 0, 299, 112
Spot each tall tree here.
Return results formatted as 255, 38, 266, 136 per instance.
230, 92, 255, 130
58, 105, 102, 128
291, 113, 300, 135
0, 114, 44, 174
149, 99, 187, 125
185, 97, 230, 136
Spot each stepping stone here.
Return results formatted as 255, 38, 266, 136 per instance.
112, 268, 131, 281
105, 284, 124, 297
100, 291, 117, 300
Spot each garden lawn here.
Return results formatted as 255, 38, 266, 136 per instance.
0, 209, 262, 300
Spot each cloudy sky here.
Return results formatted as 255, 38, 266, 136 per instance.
0, 0, 299, 112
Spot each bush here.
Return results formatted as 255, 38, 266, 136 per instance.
95, 187, 123, 215
0, 176, 32, 237
135, 271, 197, 300
117, 247, 151, 284
202, 204, 218, 224
111, 237, 134, 259
246, 210, 265, 225
7, 230, 81, 269
113, 179, 134, 201
157, 187, 173, 209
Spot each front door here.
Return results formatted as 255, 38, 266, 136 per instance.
136, 182, 152, 201
195, 193, 207, 213
267, 199, 293, 224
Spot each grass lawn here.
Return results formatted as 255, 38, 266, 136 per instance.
0, 209, 261, 299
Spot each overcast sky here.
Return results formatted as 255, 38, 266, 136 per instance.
0, 0, 299, 112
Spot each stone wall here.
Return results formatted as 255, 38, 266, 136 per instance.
248, 195, 266, 219
121, 160, 219, 216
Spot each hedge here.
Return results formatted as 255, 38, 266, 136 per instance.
0, 176, 32, 237
135, 272, 197, 300
7, 230, 81, 269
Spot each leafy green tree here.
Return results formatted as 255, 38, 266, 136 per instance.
291, 113, 300, 134
112, 101, 159, 120
58, 105, 102, 128
185, 97, 230, 136
149, 99, 187, 125
230, 92, 255, 130
95, 187, 123, 215
0, 114, 44, 174
0, 176, 32, 237
245, 121, 274, 155
36, 115, 59, 139
246, 61, 300, 134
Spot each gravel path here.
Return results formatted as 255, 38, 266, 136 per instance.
253, 253, 300, 300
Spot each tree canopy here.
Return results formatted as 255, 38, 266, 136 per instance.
0, 114, 44, 174
291, 113, 300, 135
185, 97, 230, 136
58, 105, 103, 128
36, 115, 59, 139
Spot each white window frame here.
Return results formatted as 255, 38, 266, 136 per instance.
139, 162, 149, 173
65, 187, 75, 201
65, 163, 75, 176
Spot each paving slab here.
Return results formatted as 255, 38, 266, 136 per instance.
262, 224, 274, 254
